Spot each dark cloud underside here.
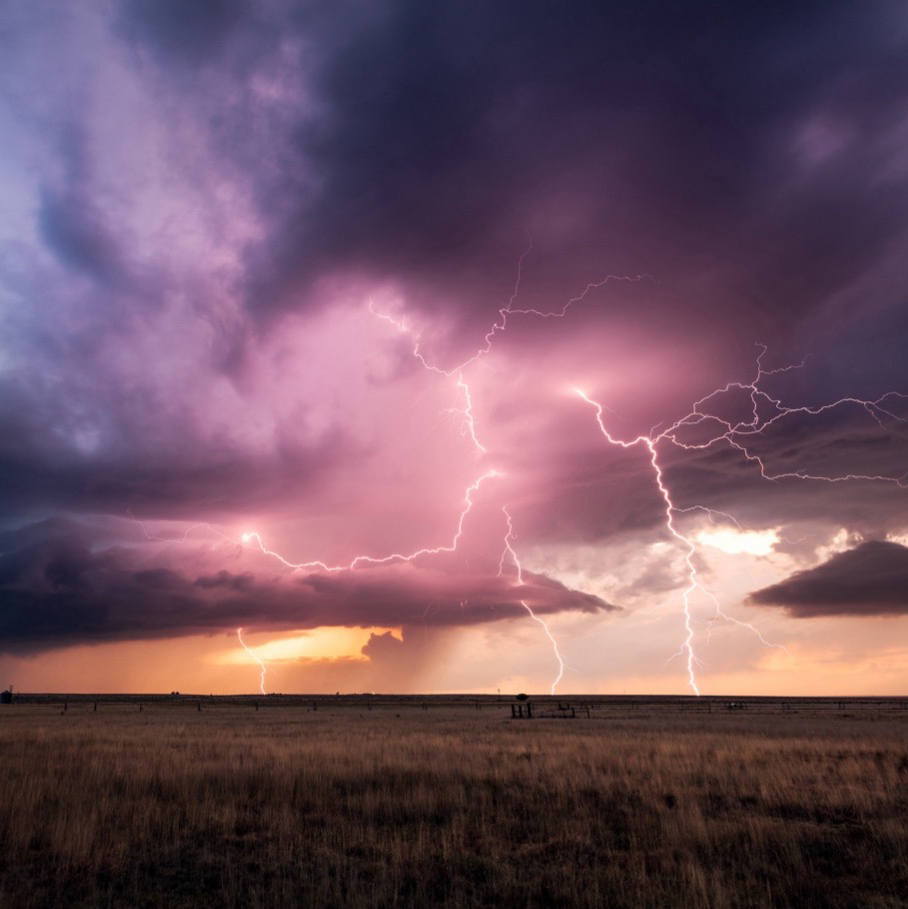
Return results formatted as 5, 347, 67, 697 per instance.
0, 519, 615, 653
749, 540, 908, 617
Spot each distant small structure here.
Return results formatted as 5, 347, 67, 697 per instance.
511, 694, 591, 720
512, 694, 533, 718
0, 688, 11, 705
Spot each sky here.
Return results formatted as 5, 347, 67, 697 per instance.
1, 1, 907, 695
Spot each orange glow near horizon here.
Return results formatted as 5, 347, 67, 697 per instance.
221, 626, 400, 665
2, 612, 907, 697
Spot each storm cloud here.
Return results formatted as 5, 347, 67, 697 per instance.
749, 540, 908, 617
0, 518, 614, 653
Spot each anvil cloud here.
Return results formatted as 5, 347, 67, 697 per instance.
1, 2, 907, 693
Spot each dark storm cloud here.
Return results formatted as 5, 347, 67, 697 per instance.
0, 518, 615, 653
0, 364, 360, 519
117, 0, 250, 64
749, 540, 908, 617
194, 1, 908, 360
31, 120, 135, 289
39, 188, 125, 285
504, 386, 908, 545
0, 436, 341, 518
7, 0, 905, 521
654, 400, 908, 537
194, 570, 255, 592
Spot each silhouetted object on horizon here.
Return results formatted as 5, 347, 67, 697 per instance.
0, 688, 11, 705
512, 695, 533, 719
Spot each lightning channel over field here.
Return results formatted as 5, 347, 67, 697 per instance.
574, 388, 703, 693
237, 252, 650, 694
574, 341, 907, 692
499, 506, 567, 694
237, 628, 266, 695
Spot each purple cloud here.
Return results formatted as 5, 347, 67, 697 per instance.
749, 540, 908, 617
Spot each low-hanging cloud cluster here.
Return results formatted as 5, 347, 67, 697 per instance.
0, 518, 614, 653
749, 540, 908, 617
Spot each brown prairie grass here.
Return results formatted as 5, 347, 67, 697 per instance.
0, 701, 907, 908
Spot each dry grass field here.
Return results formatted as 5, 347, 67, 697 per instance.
0, 696, 906, 908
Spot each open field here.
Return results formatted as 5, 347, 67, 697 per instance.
1, 696, 907, 908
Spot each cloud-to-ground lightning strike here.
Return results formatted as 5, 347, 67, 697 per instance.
237, 628, 267, 695
130, 515, 278, 692
343, 255, 653, 691
574, 389, 703, 693
498, 506, 567, 694
575, 343, 907, 693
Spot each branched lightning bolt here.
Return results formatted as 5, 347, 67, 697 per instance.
659, 346, 908, 486
128, 511, 225, 544
241, 250, 642, 690
351, 250, 650, 691
136, 239, 636, 694
241, 469, 499, 571
575, 389, 703, 693
237, 627, 266, 695
575, 343, 906, 694
498, 506, 567, 694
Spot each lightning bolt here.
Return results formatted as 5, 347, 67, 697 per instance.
133, 242, 611, 694
241, 247, 642, 690
575, 389, 703, 693
658, 346, 908, 485
341, 248, 649, 692
575, 342, 906, 694
240, 469, 499, 572
498, 506, 567, 694
128, 511, 225, 545
236, 627, 266, 695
